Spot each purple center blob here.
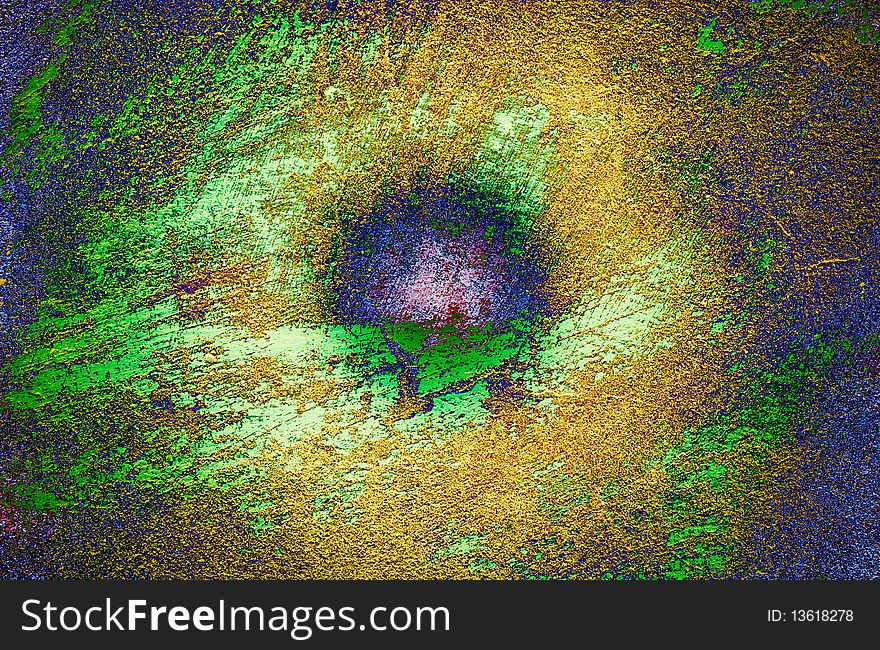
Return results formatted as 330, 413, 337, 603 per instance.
330, 179, 550, 335
368, 228, 509, 330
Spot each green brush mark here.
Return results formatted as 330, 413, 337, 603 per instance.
1, 12, 362, 519
753, 0, 880, 45
696, 18, 726, 55
417, 321, 528, 394
660, 336, 843, 578
3, 0, 99, 174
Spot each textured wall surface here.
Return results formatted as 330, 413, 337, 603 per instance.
1, 0, 879, 579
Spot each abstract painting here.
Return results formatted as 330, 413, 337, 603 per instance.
1, 0, 879, 579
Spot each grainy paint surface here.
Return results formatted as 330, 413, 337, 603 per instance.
1, 0, 879, 578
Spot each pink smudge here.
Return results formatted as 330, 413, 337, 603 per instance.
370, 231, 506, 329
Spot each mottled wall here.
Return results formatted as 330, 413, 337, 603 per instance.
1, 0, 879, 578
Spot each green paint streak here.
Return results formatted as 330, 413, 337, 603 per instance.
1, 11, 360, 518
696, 19, 726, 55
3, 1, 100, 172
659, 336, 843, 578
753, 0, 880, 45
417, 322, 526, 394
